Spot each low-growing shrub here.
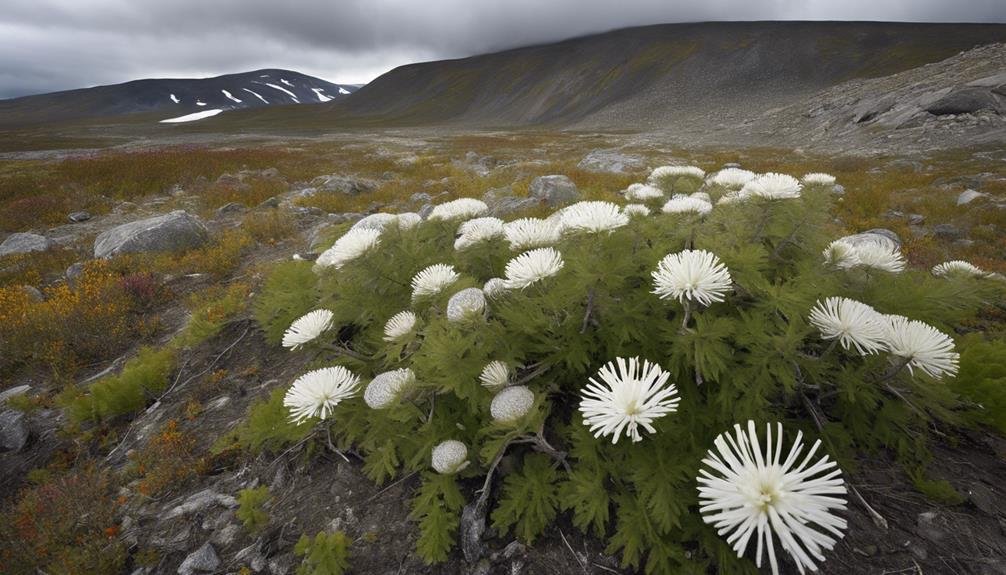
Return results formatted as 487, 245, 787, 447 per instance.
236, 486, 272, 533
951, 336, 1006, 434
259, 167, 1004, 574
201, 177, 287, 210
130, 419, 202, 496
254, 260, 318, 345
174, 282, 250, 348
224, 387, 313, 454
61, 346, 176, 423
243, 209, 297, 244
293, 531, 351, 575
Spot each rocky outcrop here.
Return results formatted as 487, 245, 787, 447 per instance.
0, 232, 53, 258
577, 150, 645, 173
529, 175, 580, 207
309, 174, 379, 195
94, 210, 209, 258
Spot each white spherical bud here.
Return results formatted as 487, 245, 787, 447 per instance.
431, 440, 470, 474
446, 288, 486, 322
490, 385, 534, 423
363, 368, 416, 409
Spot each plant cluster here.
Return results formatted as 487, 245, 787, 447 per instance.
253, 165, 1000, 574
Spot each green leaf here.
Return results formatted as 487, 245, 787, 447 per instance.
491, 453, 560, 544
410, 472, 465, 564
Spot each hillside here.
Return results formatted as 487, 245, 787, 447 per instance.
0, 69, 356, 127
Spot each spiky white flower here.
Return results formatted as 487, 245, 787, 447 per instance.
652, 249, 733, 306
363, 368, 416, 409
932, 260, 986, 278
351, 212, 398, 232
579, 357, 680, 444
282, 309, 334, 350
411, 263, 460, 301
431, 440, 470, 474
649, 165, 706, 182
428, 198, 489, 221
446, 287, 486, 322
624, 183, 665, 201
691, 191, 712, 202
314, 228, 381, 270
741, 173, 802, 200
490, 385, 534, 423
503, 247, 565, 289
802, 173, 836, 186
284, 366, 360, 423
661, 195, 713, 215
503, 218, 562, 250
396, 212, 423, 230
883, 316, 959, 379
808, 297, 886, 355
717, 191, 748, 205
623, 203, 651, 217
383, 311, 418, 342
851, 241, 906, 273
483, 277, 508, 299
709, 168, 757, 189
698, 421, 847, 575
479, 360, 511, 390
822, 239, 860, 269
560, 201, 629, 234
454, 217, 504, 250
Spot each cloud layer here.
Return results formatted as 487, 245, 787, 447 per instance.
2, 0, 1004, 98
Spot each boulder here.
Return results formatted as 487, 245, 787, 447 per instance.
926, 87, 1004, 116
529, 175, 580, 207
94, 211, 209, 259
177, 542, 219, 575
215, 202, 246, 216
933, 223, 964, 240
310, 174, 378, 195
164, 489, 238, 519
0, 385, 30, 405
0, 233, 53, 258
577, 149, 645, 173
482, 186, 539, 216
67, 211, 92, 223
839, 228, 902, 249
957, 189, 987, 206
458, 151, 497, 176
0, 410, 29, 452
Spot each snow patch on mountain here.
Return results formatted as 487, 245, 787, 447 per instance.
170, 94, 180, 103
242, 88, 268, 104
312, 88, 332, 102
339, 87, 350, 95
159, 109, 223, 123
221, 89, 242, 103
280, 78, 294, 87
260, 82, 299, 102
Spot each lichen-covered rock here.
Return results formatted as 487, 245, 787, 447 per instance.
0, 410, 29, 452
529, 175, 580, 207
310, 174, 379, 195
94, 210, 209, 258
177, 542, 219, 575
0, 232, 53, 258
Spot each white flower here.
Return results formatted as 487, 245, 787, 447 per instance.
802, 173, 836, 186
431, 440, 470, 474
624, 183, 665, 201
351, 212, 398, 232
883, 316, 959, 379
661, 195, 713, 216
717, 191, 748, 205
383, 311, 418, 341
446, 287, 486, 322
282, 309, 334, 350
852, 241, 906, 273
709, 168, 757, 189
411, 263, 460, 301
822, 239, 860, 269
314, 228, 381, 270
698, 421, 847, 575
808, 297, 886, 355
428, 198, 489, 221
560, 201, 629, 234
652, 249, 733, 306
932, 260, 986, 278
490, 385, 534, 423
579, 357, 680, 444
503, 247, 565, 289
483, 277, 509, 299
454, 217, 504, 250
363, 368, 416, 409
396, 212, 423, 230
623, 203, 651, 217
504, 218, 562, 250
479, 360, 510, 390
741, 173, 802, 200
284, 366, 360, 423
649, 165, 706, 182
691, 191, 712, 202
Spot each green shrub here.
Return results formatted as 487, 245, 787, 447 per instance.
62, 346, 175, 423
231, 388, 313, 453
236, 486, 272, 532
294, 531, 351, 575
253, 260, 319, 345
174, 283, 250, 348
951, 336, 1006, 434
257, 172, 1003, 574
910, 470, 965, 505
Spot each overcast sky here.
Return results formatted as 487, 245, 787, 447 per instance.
2, 0, 1004, 99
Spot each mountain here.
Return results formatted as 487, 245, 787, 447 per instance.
217, 21, 1004, 137
0, 69, 357, 127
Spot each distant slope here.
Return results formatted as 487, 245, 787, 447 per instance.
220, 21, 1004, 131
0, 69, 357, 127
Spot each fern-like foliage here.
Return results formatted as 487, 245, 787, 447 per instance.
410, 472, 465, 564
491, 453, 560, 544
294, 531, 351, 575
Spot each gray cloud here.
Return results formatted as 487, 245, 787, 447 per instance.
2, 0, 1004, 98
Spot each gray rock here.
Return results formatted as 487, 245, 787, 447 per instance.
177, 542, 219, 575
460, 502, 487, 563
216, 202, 246, 216
529, 175, 580, 207
908, 214, 925, 225
926, 87, 1004, 116
832, 184, 845, 196
94, 211, 209, 259
257, 196, 281, 209
65, 262, 85, 286
957, 189, 987, 206
0, 233, 53, 258
409, 192, 432, 206
933, 223, 964, 240
68, 211, 92, 223
268, 553, 295, 575
483, 186, 539, 216
20, 285, 44, 301
310, 174, 378, 195
839, 229, 902, 249
165, 489, 238, 519
967, 483, 998, 516
418, 203, 434, 218
235, 543, 266, 572
458, 151, 497, 176
576, 149, 644, 173
0, 385, 31, 405
211, 523, 240, 548
916, 510, 952, 544
0, 410, 29, 452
